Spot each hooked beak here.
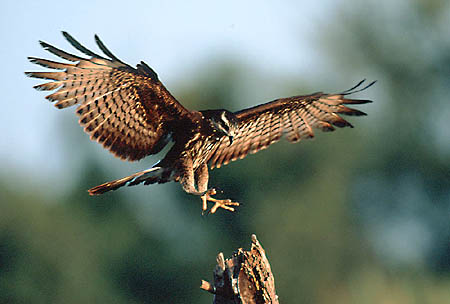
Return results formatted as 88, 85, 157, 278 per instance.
228, 129, 236, 146
228, 135, 234, 146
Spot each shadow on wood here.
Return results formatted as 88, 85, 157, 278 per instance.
201, 234, 279, 303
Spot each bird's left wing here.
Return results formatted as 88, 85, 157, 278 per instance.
208, 80, 375, 169
26, 32, 191, 161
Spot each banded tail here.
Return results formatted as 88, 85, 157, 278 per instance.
88, 165, 167, 195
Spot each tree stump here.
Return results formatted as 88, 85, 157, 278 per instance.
200, 234, 279, 303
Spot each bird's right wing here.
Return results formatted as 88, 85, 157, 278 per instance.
208, 80, 375, 168
26, 32, 191, 161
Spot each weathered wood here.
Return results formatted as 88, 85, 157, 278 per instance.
201, 234, 279, 303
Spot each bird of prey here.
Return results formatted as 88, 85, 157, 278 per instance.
26, 32, 375, 214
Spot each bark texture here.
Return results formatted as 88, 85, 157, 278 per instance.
201, 234, 279, 303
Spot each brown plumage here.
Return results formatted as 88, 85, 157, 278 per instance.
27, 32, 375, 214
208, 87, 372, 169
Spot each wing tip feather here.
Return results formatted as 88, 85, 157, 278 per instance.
341, 79, 377, 95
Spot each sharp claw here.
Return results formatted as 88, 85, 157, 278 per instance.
200, 188, 240, 214
202, 195, 208, 212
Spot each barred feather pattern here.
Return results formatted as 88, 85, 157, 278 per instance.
26, 32, 190, 161
208, 80, 375, 168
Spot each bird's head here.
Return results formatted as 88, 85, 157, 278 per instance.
202, 109, 240, 145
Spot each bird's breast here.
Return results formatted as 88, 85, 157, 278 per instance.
187, 135, 220, 170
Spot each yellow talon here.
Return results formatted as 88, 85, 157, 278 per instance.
200, 188, 240, 214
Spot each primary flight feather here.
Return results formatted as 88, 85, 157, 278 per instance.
27, 32, 375, 214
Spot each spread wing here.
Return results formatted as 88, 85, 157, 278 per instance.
26, 32, 191, 161
208, 80, 375, 169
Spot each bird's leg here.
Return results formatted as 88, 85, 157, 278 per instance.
195, 163, 210, 212
195, 163, 240, 214
180, 160, 239, 214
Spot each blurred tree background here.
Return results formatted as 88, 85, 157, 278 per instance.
1, 0, 450, 303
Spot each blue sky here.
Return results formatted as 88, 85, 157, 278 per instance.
2, 0, 339, 181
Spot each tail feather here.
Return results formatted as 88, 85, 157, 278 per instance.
88, 166, 163, 195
